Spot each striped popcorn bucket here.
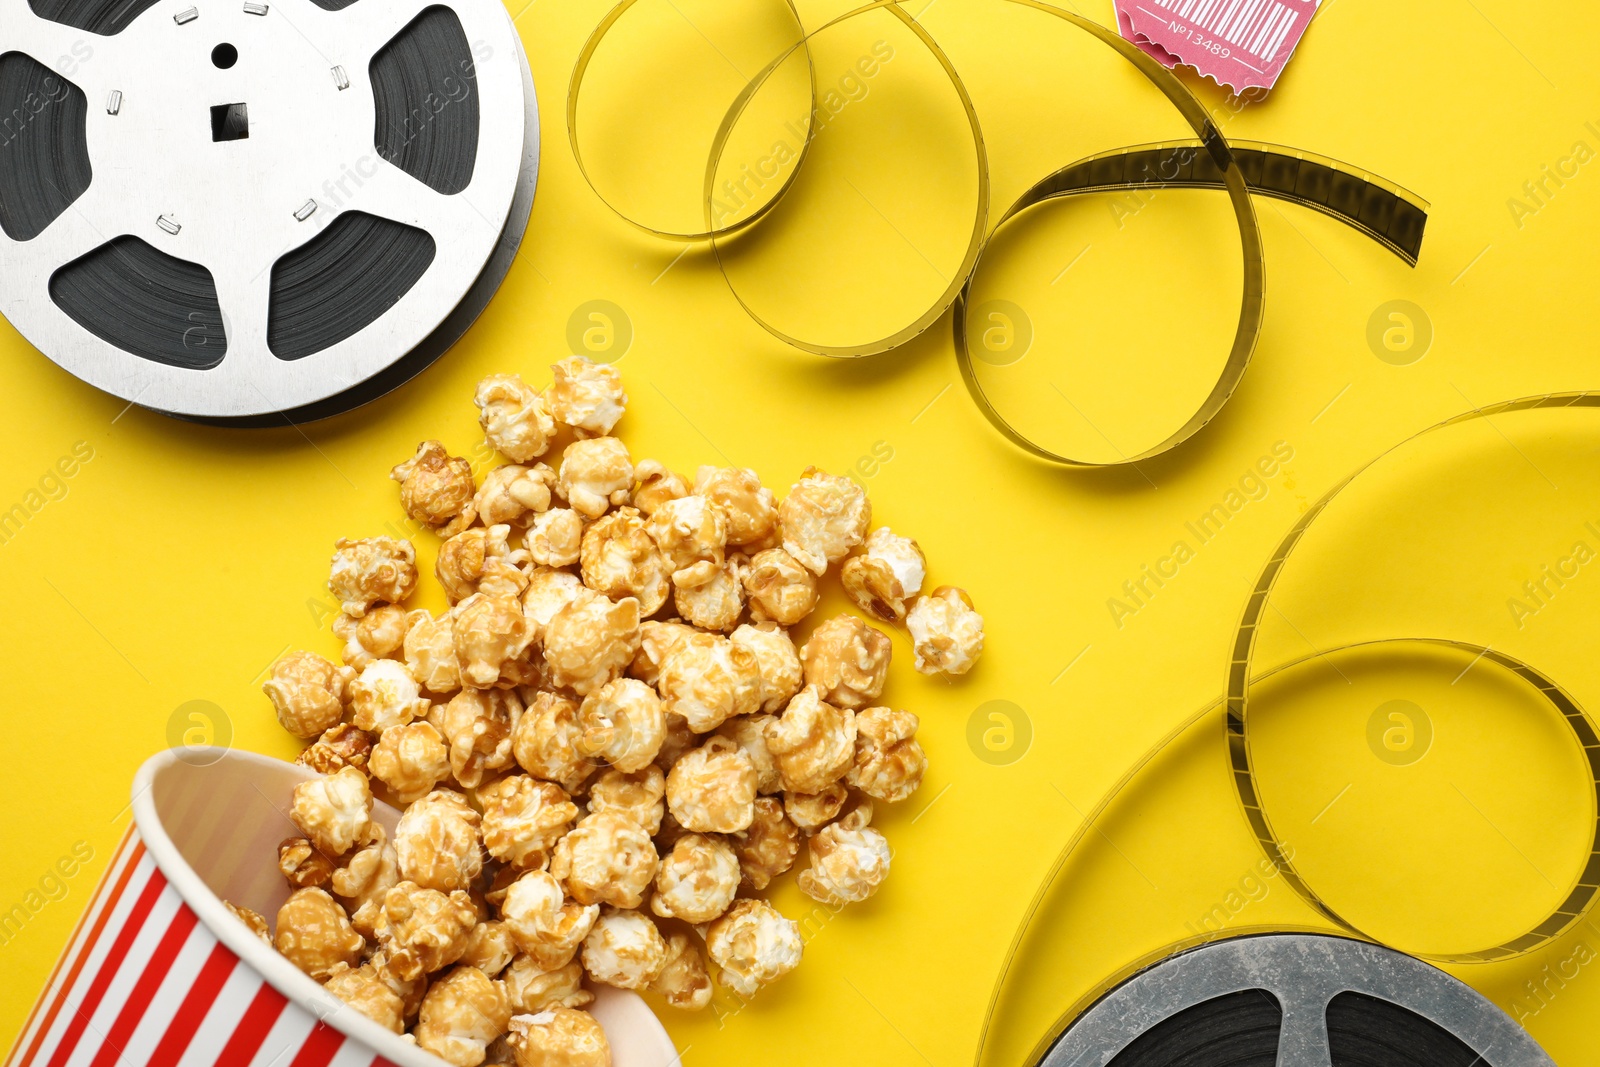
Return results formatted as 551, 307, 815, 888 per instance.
5, 748, 678, 1067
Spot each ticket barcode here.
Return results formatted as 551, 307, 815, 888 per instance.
1149, 0, 1307, 62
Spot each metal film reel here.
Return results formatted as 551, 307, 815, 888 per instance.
1044, 934, 1555, 1067
0, 0, 538, 424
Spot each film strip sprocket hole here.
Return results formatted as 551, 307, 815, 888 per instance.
569, 0, 1429, 468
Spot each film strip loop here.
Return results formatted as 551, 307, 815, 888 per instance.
976, 393, 1600, 1066
568, 0, 1429, 467
1227, 393, 1600, 964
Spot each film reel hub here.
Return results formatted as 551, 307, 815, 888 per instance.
0, 0, 539, 422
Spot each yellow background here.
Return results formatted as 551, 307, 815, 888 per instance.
5, 0, 1600, 1064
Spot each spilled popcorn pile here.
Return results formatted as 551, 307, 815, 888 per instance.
238, 357, 985, 1066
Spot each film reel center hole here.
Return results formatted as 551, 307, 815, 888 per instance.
211, 43, 238, 69
210, 102, 248, 142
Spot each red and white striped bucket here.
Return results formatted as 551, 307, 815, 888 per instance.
5, 748, 679, 1067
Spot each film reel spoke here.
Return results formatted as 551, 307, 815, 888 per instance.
207, 262, 272, 357
1276, 991, 1336, 1067
4, 1, 110, 87
7, 185, 118, 282
346, 159, 491, 245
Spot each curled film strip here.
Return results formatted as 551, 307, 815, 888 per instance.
976, 394, 1600, 1067
0, 0, 538, 423
568, 0, 1429, 467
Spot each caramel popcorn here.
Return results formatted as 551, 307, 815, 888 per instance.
395, 789, 484, 893
651, 833, 739, 924
437, 525, 530, 604
715, 714, 781, 795
674, 557, 745, 632
351, 659, 431, 736
582, 907, 668, 989
332, 825, 400, 939
575, 677, 665, 773
275, 887, 363, 981
372, 949, 430, 1022
260, 356, 971, 1035
279, 836, 334, 889
524, 509, 584, 568
544, 356, 628, 438
405, 609, 461, 695
665, 736, 757, 833
458, 921, 516, 977
381, 880, 479, 980
290, 766, 374, 858
730, 622, 803, 714
557, 437, 633, 519
225, 900, 272, 944
650, 931, 713, 1010
370, 721, 452, 805
330, 537, 419, 618
452, 593, 536, 690
849, 707, 927, 803
512, 691, 595, 794
646, 495, 727, 584
325, 959, 406, 1032
800, 614, 891, 710
798, 803, 891, 905
631, 459, 689, 516
696, 466, 778, 547
779, 467, 869, 575
476, 463, 557, 527
416, 965, 512, 1067
544, 594, 640, 696
480, 775, 578, 870
477, 374, 557, 463
264, 650, 353, 739
585, 766, 665, 835
503, 958, 593, 1013
705, 898, 802, 997
430, 688, 519, 789
907, 585, 985, 675
333, 603, 410, 670
656, 632, 761, 733
841, 527, 926, 621
784, 781, 848, 832
507, 1009, 610, 1067
393, 441, 477, 536
629, 620, 698, 687
732, 797, 801, 891
501, 869, 600, 969
580, 507, 670, 615
742, 548, 819, 626
297, 723, 373, 775
521, 568, 590, 640
550, 811, 659, 908
766, 686, 856, 795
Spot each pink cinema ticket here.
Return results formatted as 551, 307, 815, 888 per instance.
1115, 0, 1320, 94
